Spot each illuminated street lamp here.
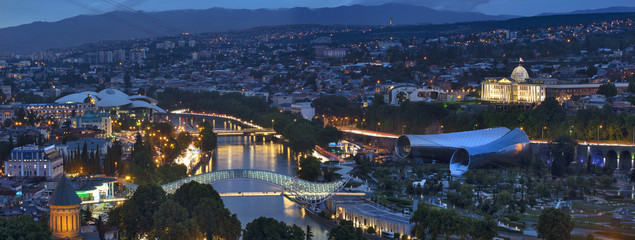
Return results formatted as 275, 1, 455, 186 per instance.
598, 125, 602, 143
542, 126, 547, 141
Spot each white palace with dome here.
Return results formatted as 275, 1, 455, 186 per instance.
480, 64, 547, 103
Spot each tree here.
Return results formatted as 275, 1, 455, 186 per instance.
172, 181, 222, 212
96, 215, 105, 240
537, 208, 574, 240
104, 141, 122, 176
200, 127, 217, 152
298, 156, 321, 182
13, 107, 26, 124
0, 215, 51, 240
447, 183, 474, 208
153, 163, 188, 185
128, 150, 154, 184
597, 83, 617, 98
3, 119, 12, 128
494, 190, 513, 208
316, 125, 343, 147
469, 217, 498, 240
124, 72, 132, 90
306, 225, 313, 240
82, 205, 93, 225
243, 217, 305, 240
366, 226, 376, 234
171, 181, 242, 239
108, 184, 167, 239
150, 199, 201, 240
549, 135, 578, 177
328, 220, 365, 240
192, 198, 241, 240
175, 182, 240, 240
411, 202, 492, 240
176, 132, 193, 153
133, 133, 144, 153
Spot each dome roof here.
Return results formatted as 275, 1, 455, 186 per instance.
55, 89, 165, 112
49, 175, 82, 206
98, 89, 129, 99
95, 89, 132, 107
511, 65, 529, 82
55, 92, 100, 104
130, 100, 166, 113
129, 95, 158, 105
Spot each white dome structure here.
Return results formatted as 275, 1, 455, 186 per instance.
510, 65, 529, 82
55, 89, 165, 113
96, 89, 132, 107
56, 91, 101, 104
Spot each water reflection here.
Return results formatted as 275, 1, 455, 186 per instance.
196, 136, 329, 239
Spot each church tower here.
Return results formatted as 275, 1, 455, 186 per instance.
49, 175, 82, 239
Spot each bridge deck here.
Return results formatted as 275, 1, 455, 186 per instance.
123, 169, 350, 205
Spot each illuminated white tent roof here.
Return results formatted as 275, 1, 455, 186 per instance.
55, 91, 100, 103
55, 89, 165, 113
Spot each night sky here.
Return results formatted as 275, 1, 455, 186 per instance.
1, 0, 634, 28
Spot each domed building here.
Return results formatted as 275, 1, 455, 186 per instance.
56, 89, 165, 119
49, 175, 82, 239
510, 65, 529, 82
481, 62, 546, 103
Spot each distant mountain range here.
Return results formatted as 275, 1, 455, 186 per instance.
0, 3, 515, 54
0, 3, 634, 54
539, 6, 635, 16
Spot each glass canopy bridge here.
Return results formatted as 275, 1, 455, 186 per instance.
123, 169, 350, 205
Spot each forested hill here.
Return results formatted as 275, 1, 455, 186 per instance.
330, 12, 635, 42
0, 3, 513, 54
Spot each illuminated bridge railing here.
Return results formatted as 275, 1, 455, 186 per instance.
123, 169, 350, 205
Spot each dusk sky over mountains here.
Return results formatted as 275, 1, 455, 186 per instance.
1, 0, 635, 28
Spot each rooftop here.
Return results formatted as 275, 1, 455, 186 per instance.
49, 175, 82, 206
331, 197, 411, 226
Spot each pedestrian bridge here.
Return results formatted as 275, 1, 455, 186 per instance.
123, 169, 350, 205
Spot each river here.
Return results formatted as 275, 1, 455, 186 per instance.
194, 135, 331, 239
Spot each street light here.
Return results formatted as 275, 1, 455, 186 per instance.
597, 125, 602, 143
542, 126, 547, 141
377, 122, 381, 131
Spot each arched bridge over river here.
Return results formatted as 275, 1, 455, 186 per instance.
123, 169, 350, 205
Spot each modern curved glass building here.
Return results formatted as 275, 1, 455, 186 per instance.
395, 127, 530, 176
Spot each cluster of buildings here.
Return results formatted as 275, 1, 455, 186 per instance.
0, 13, 632, 239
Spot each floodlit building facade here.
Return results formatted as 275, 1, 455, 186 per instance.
481, 65, 546, 103
4, 145, 63, 179
68, 111, 112, 136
